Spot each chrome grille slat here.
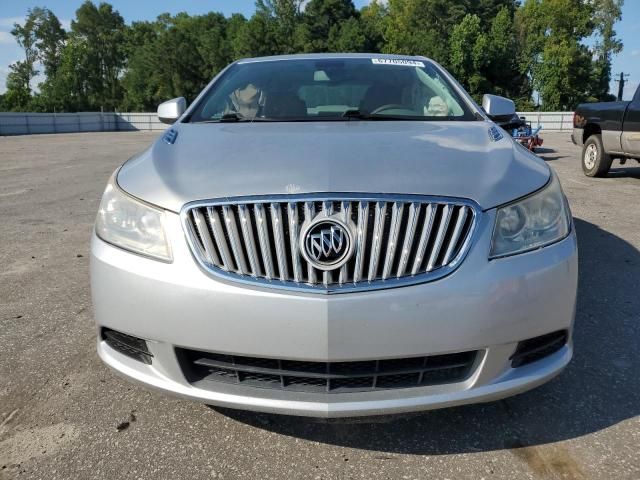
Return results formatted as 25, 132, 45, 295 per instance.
270, 203, 289, 281
304, 202, 317, 285
183, 195, 478, 294
442, 207, 469, 265
368, 201, 387, 282
222, 205, 249, 274
207, 207, 234, 271
320, 198, 334, 287
254, 204, 274, 280
412, 204, 436, 275
192, 209, 221, 266
238, 204, 260, 277
353, 201, 369, 283
396, 202, 420, 277
339, 201, 352, 285
426, 204, 453, 272
382, 202, 404, 280
287, 203, 303, 282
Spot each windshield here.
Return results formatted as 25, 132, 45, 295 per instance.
188, 58, 476, 123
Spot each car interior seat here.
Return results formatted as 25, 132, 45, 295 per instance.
263, 92, 307, 118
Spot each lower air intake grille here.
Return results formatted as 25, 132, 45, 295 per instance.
178, 349, 478, 393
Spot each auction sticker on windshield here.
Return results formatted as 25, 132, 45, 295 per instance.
371, 58, 425, 67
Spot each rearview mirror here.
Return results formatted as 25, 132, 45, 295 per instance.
158, 97, 186, 124
482, 94, 516, 118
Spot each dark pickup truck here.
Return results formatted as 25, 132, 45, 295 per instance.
572, 84, 640, 176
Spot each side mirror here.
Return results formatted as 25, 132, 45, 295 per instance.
158, 97, 186, 124
482, 94, 516, 118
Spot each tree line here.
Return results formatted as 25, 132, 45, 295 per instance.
0, 0, 623, 113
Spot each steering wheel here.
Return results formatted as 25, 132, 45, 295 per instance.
370, 104, 408, 114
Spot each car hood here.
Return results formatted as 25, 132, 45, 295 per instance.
118, 121, 549, 212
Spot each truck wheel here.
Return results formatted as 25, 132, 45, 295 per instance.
582, 135, 612, 177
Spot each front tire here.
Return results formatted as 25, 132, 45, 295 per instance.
582, 134, 612, 177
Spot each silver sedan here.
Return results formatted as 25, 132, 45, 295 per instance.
91, 54, 577, 417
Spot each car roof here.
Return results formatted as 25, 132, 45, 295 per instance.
236, 53, 432, 64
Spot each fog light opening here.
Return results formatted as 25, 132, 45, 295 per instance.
510, 330, 568, 368
102, 328, 153, 365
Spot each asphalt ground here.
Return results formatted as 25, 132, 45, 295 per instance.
0, 131, 639, 480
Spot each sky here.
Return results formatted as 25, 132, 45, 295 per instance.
0, 0, 638, 102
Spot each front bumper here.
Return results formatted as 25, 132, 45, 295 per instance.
572, 127, 584, 146
91, 209, 578, 417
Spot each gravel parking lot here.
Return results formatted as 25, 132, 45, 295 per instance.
1, 131, 639, 480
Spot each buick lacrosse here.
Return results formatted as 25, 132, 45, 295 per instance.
91, 54, 577, 417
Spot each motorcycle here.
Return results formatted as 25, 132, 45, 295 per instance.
494, 113, 543, 152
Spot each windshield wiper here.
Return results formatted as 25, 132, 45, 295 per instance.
191, 112, 247, 122
220, 112, 248, 122
342, 109, 376, 120
343, 109, 467, 121
341, 109, 422, 121
193, 112, 273, 123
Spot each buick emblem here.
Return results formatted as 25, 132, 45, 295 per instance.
300, 218, 354, 271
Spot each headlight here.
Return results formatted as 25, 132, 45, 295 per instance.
490, 173, 570, 258
95, 172, 172, 261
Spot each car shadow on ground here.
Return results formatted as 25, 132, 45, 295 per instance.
214, 218, 639, 455
608, 164, 640, 179
534, 147, 567, 162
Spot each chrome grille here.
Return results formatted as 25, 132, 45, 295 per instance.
181, 195, 478, 293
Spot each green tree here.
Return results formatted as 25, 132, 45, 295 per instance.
3, 62, 34, 111
70, 1, 126, 110
253, 0, 305, 54
449, 14, 489, 98
233, 14, 276, 57
300, 0, 358, 52
28, 8, 68, 111
537, 39, 594, 109
485, 7, 529, 104
327, 16, 366, 52
590, 0, 624, 101
1, 0, 625, 113
31, 8, 67, 79
384, 0, 517, 64
384, 0, 464, 62
119, 19, 162, 110
40, 37, 92, 111
448, 8, 526, 104
3, 8, 67, 111
516, 0, 595, 110
6, 12, 40, 104
359, 0, 388, 52
226, 14, 249, 60
474, 0, 518, 23
121, 12, 235, 110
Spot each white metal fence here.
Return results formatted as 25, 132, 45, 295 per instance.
0, 111, 574, 136
516, 111, 574, 132
0, 112, 165, 135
